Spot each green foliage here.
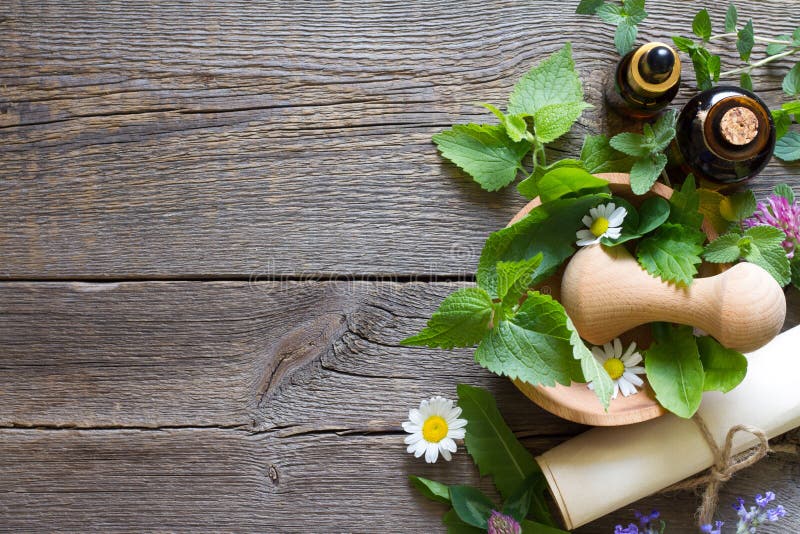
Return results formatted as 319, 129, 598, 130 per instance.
449, 486, 494, 529
792, 259, 800, 290
637, 223, 706, 286
578, 0, 647, 55
636, 197, 672, 235
568, 315, 614, 409
719, 190, 757, 222
535, 167, 609, 203
442, 509, 483, 534
517, 159, 585, 199
671, 35, 720, 91
502, 475, 541, 522
775, 132, 800, 161
409, 476, 451, 504
783, 63, 800, 96
703, 233, 742, 263
697, 336, 748, 393
774, 183, 796, 203
724, 3, 737, 33
705, 226, 792, 286
667, 175, 704, 229
496, 255, 544, 309
609, 110, 676, 194
645, 325, 705, 418
481, 103, 533, 143
737, 19, 755, 61
579, 134, 636, 173
692, 9, 712, 41
400, 287, 494, 349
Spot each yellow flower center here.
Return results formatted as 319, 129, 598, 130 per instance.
422, 415, 449, 443
590, 216, 610, 237
603, 357, 625, 380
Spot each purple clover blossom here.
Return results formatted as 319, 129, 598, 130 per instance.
743, 192, 800, 259
700, 520, 724, 534
487, 510, 521, 534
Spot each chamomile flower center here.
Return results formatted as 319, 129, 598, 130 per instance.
590, 216, 610, 237
603, 357, 626, 380
422, 415, 448, 443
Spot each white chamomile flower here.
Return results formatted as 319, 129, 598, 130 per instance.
402, 396, 467, 463
587, 338, 646, 400
575, 202, 627, 246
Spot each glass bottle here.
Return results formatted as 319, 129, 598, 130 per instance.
606, 42, 681, 119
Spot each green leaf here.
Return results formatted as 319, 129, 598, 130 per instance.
672, 36, 696, 53
697, 336, 748, 393
794, 27, 800, 46
596, 3, 625, 25
502, 475, 540, 522
691, 48, 714, 90
520, 520, 570, 534
724, 3, 738, 32
782, 63, 800, 97
576, 0, 604, 15
703, 233, 742, 263
773, 109, 791, 140
740, 72, 753, 92
409, 476, 451, 505
707, 55, 721, 83
536, 166, 609, 203
737, 19, 754, 62
693, 9, 712, 41
580, 133, 636, 173
766, 35, 790, 56
480, 103, 532, 143
698, 188, 729, 234
630, 153, 668, 195
623, 0, 647, 24
637, 197, 671, 235
443, 509, 485, 534
568, 315, 614, 409
775, 132, 800, 162
477, 194, 609, 292
774, 183, 796, 203
496, 255, 544, 309
668, 174, 704, 229
508, 43, 584, 117
456, 384, 540, 499
533, 101, 592, 143
517, 159, 586, 199
400, 287, 494, 348
741, 225, 791, 286
782, 100, 800, 114
615, 19, 638, 56
651, 109, 678, 151
433, 124, 531, 192
637, 223, 706, 286
645, 325, 705, 418
475, 292, 580, 388
449, 486, 494, 529
609, 132, 650, 157
719, 190, 756, 222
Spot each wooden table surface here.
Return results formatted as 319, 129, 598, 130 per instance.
2, 1, 799, 531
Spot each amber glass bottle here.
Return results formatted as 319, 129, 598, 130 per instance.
606, 42, 681, 119
666, 86, 776, 187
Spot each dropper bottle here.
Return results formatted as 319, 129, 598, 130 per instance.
606, 42, 681, 119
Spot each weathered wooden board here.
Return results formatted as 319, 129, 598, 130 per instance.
2, 1, 799, 278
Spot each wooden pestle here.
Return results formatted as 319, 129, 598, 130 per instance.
561, 244, 786, 352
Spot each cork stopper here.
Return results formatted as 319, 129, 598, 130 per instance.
720, 106, 758, 145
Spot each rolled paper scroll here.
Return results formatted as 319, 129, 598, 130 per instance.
535, 325, 800, 530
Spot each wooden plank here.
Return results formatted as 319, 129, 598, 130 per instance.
2, 1, 799, 277
0, 429, 797, 532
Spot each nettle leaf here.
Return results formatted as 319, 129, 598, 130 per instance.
637, 196, 671, 235
719, 190, 756, 222
576, 0, 604, 15
477, 194, 609, 292
533, 101, 592, 144
766, 34, 791, 56
740, 225, 791, 286
580, 134, 635, 173
697, 336, 748, 393
480, 103, 532, 143
737, 19, 755, 62
783, 63, 800, 97
725, 3, 738, 33
517, 159, 585, 199
615, 19, 638, 56
637, 223, 706, 286
774, 183, 796, 203
449, 486, 494, 529
475, 292, 579, 388
400, 287, 494, 349
703, 233, 742, 263
409, 476, 451, 505
508, 43, 584, 117
630, 153, 668, 195
496, 254, 544, 309
668, 175, 704, 229
645, 325, 705, 418
693, 9, 712, 41
433, 124, 531, 192
536, 166, 609, 203
697, 188, 729, 234
609, 132, 650, 158
456, 385, 540, 499
775, 131, 800, 161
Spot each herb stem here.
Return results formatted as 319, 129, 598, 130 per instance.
709, 33, 792, 45
720, 48, 798, 77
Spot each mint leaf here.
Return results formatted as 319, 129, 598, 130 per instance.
456, 384, 540, 499
637, 223, 706, 285
693, 9, 712, 41
475, 292, 578, 388
775, 131, 800, 161
698, 188, 729, 234
783, 63, 800, 97
668, 175, 704, 229
609, 132, 650, 157
496, 255, 544, 309
703, 233, 742, 263
741, 225, 791, 286
508, 43, 584, 117
737, 19, 755, 61
781, 100, 800, 114
536, 166, 609, 203
630, 153, 668, 195
596, 3, 625, 25
719, 190, 756, 222
707, 55, 721, 83
697, 336, 748, 393
568, 315, 614, 409
580, 134, 635, 173
651, 109, 678, 150
400, 287, 494, 348
576, 0, 604, 15
477, 194, 609, 291
645, 325, 705, 418
773, 109, 791, 139
449, 486, 494, 529
740, 72, 753, 91
517, 159, 585, 199
433, 124, 531, 192
725, 3, 738, 32
774, 183, 796, 203
691, 47, 714, 90
409, 476, 451, 505
766, 34, 791, 56
637, 196, 671, 235
615, 19, 638, 56
533, 101, 592, 143
480, 103, 532, 143
673, 36, 696, 53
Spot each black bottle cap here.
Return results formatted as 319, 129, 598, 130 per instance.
639, 46, 675, 83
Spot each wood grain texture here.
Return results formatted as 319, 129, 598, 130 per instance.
2, 0, 800, 278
